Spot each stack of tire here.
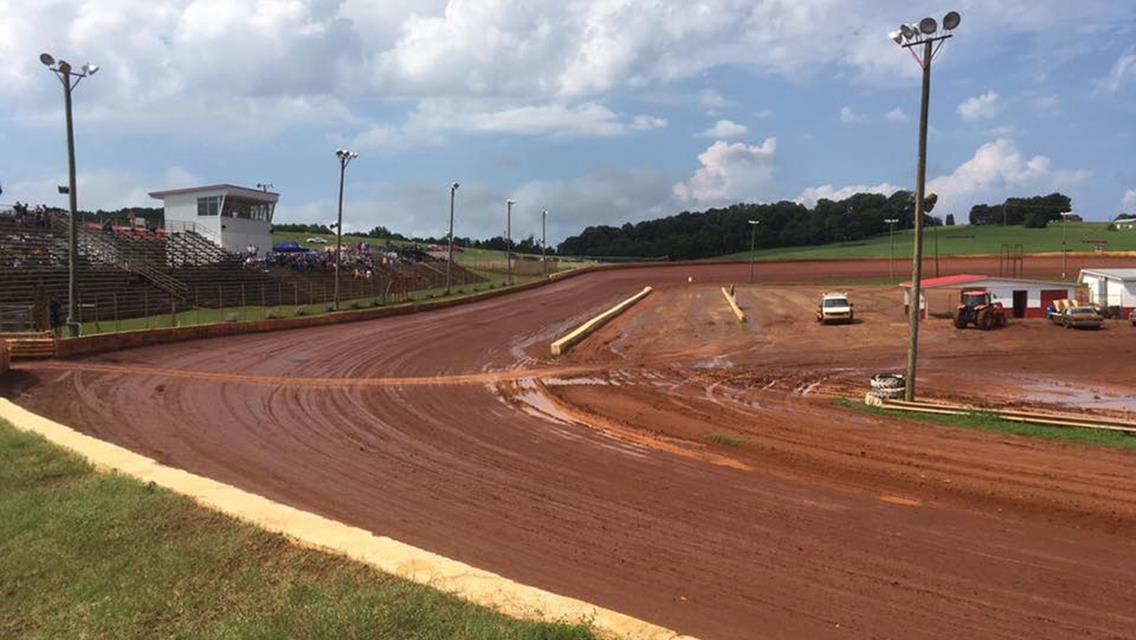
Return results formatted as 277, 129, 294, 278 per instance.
869, 373, 905, 400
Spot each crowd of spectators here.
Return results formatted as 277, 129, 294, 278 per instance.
1, 209, 67, 268
8, 202, 54, 229
259, 242, 429, 282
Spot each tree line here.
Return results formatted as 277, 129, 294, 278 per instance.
968, 193, 1072, 227
555, 191, 944, 260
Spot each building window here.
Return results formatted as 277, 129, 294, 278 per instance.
197, 196, 221, 216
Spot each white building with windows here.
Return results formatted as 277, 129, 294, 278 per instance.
149, 184, 277, 256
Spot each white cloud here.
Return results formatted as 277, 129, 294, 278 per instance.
697, 89, 731, 109
884, 107, 909, 122
1122, 189, 1136, 211
280, 170, 675, 246
958, 91, 1003, 121
5, 167, 201, 212
700, 119, 748, 139
630, 115, 668, 130
673, 138, 776, 204
752, 109, 774, 119
1054, 169, 1092, 186
839, 106, 861, 123
925, 139, 1086, 215
1098, 47, 1136, 93
795, 183, 901, 208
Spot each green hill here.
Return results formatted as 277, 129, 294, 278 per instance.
719, 223, 1136, 261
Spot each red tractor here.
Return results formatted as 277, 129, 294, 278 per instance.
953, 290, 1007, 330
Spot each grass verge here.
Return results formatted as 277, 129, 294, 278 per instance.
835, 398, 1136, 450
703, 433, 746, 447
0, 421, 596, 640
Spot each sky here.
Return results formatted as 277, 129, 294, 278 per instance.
2, 0, 1136, 246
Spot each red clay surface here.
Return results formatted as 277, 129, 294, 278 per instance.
8, 255, 1136, 640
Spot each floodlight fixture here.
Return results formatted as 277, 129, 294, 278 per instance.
82, 64, 99, 75
889, 30, 904, 45
919, 17, 937, 34
943, 11, 961, 30
40, 53, 55, 66
451, 182, 460, 191
900, 24, 915, 40
506, 199, 516, 206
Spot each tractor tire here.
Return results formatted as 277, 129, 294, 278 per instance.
870, 373, 906, 390
995, 315, 1007, 328
978, 310, 994, 331
953, 313, 967, 329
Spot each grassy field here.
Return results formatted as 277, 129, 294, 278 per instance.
720, 223, 1136, 261
0, 421, 596, 640
837, 399, 1136, 450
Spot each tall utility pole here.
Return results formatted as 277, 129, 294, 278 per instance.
747, 220, 760, 283
333, 148, 358, 310
505, 199, 515, 285
884, 218, 899, 281
1061, 211, 1071, 279
890, 11, 960, 402
541, 209, 548, 277
445, 182, 459, 294
41, 53, 98, 336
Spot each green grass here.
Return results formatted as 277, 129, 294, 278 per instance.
835, 398, 1136, 450
703, 433, 746, 447
0, 421, 597, 640
719, 223, 1136, 261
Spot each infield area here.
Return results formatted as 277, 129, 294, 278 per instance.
7, 256, 1136, 640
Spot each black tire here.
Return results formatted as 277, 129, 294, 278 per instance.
978, 310, 993, 330
870, 373, 906, 390
953, 312, 967, 329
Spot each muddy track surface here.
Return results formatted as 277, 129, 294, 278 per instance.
8, 256, 1136, 640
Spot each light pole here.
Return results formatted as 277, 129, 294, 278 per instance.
41, 53, 98, 336
889, 11, 960, 401
541, 209, 549, 277
333, 148, 358, 310
884, 218, 899, 281
1061, 211, 1072, 279
747, 220, 760, 283
445, 182, 459, 294
505, 199, 515, 285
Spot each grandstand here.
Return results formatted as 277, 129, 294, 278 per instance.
0, 208, 486, 333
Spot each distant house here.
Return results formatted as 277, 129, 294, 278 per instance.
1115, 217, 1136, 231
150, 184, 277, 256
899, 274, 1079, 319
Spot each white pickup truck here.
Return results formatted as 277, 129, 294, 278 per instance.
817, 292, 854, 324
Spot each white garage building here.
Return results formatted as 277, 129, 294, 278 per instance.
1078, 269, 1136, 314
150, 184, 277, 256
900, 274, 1080, 319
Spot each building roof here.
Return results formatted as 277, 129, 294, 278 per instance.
898, 274, 986, 288
1079, 268, 1136, 282
899, 274, 1075, 289
148, 184, 279, 200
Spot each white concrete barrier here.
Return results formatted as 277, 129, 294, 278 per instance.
720, 287, 745, 322
550, 286, 653, 356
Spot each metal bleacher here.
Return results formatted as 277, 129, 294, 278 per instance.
0, 210, 489, 333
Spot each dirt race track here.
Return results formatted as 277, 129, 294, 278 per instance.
7, 256, 1136, 640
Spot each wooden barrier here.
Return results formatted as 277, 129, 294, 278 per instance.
550, 286, 653, 357
720, 287, 745, 322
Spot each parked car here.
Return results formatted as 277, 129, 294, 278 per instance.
1058, 306, 1104, 330
306, 237, 328, 244
816, 292, 854, 324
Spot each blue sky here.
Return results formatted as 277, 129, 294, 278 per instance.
2, 0, 1135, 244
